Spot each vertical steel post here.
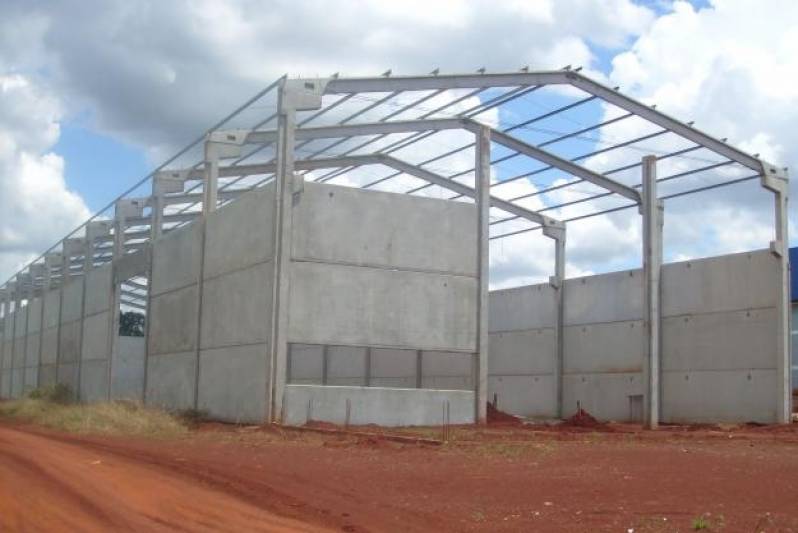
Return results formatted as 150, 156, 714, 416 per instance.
761, 164, 791, 423
642, 155, 663, 429
475, 125, 491, 424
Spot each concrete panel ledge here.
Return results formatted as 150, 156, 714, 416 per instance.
284, 384, 475, 427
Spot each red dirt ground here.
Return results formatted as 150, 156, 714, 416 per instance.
2, 420, 798, 532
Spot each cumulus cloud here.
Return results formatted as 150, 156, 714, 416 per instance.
0, 75, 90, 281
606, 0, 798, 262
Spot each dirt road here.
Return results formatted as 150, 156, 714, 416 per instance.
1, 421, 798, 532
0, 425, 328, 532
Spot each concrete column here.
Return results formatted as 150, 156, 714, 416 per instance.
415, 350, 423, 389
761, 164, 791, 423
475, 125, 491, 424
108, 200, 144, 401
0, 288, 6, 396
321, 345, 329, 386
544, 225, 566, 419
11, 277, 23, 397
364, 348, 372, 387
76, 234, 93, 400
269, 83, 298, 423
641, 155, 663, 429
203, 138, 219, 215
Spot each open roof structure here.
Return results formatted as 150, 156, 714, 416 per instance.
0, 67, 789, 312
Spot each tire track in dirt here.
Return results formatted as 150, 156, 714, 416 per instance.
0, 425, 334, 532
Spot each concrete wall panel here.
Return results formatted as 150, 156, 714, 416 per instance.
563, 373, 643, 421
293, 182, 477, 276
82, 311, 110, 361
203, 185, 275, 279
80, 360, 108, 403
61, 279, 84, 322
39, 364, 56, 388
84, 264, 112, 316
289, 262, 477, 351
489, 329, 555, 375
0, 372, 9, 398
200, 261, 273, 349
24, 366, 38, 392
564, 321, 644, 374
488, 375, 556, 418
662, 308, 777, 372
43, 290, 61, 329
284, 384, 475, 426
26, 298, 42, 333
111, 336, 145, 401
564, 270, 642, 326
25, 335, 40, 368
662, 251, 778, 316
145, 351, 196, 412
14, 306, 27, 338
58, 321, 82, 363
151, 222, 202, 296
662, 369, 776, 423
10, 368, 23, 398
41, 328, 58, 365
489, 284, 557, 332
197, 344, 268, 423
148, 285, 198, 355
57, 362, 79, 392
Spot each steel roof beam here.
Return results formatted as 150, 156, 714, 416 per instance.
327, 71, 762, 174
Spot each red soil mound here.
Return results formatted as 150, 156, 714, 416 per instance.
487, 403, 523, 425
562, 408, 603, 428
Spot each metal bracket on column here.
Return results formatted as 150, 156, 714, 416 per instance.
760, 163, 789, 258
62, 238, 86, 283
152, 170, 190, 239
204, 131, 248, 215
28, 264, 45, 296
114, 199, 146, 260
282, 78, 329, 112
85, 221, 113, 271
543, 223, 566, 289
44, 253, 62, 290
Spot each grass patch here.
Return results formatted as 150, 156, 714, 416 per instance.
0, 386, 187, 438
692, 515, 709, 530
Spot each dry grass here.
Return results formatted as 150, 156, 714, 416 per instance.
0, 386, 187, 438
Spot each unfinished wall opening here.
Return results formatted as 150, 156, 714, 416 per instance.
287, 343, 475, 391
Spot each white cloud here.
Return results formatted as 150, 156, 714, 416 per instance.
0, 75, 91, 281
607, 0, 798, 260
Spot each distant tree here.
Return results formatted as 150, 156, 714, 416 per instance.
119, 310, 146, 337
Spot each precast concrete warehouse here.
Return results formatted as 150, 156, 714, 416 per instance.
0, 70, 791, 427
